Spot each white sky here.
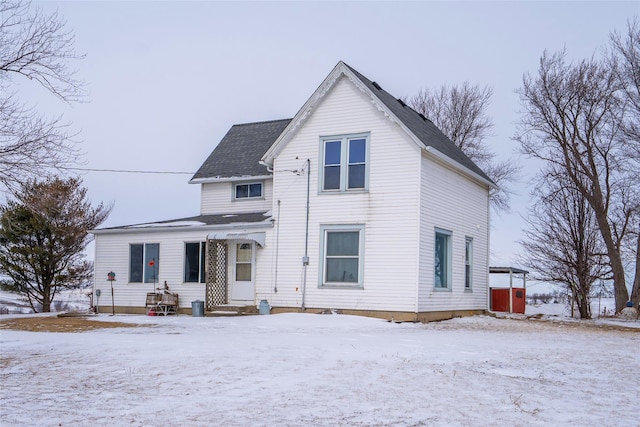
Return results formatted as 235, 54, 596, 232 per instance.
25, 1, 639, 282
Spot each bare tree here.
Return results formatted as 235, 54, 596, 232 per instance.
408, 82, 518, 212
519, 168, 610, 318
515, 49, 639, 313
0, 0, 84, 198
610, 20, 640, 153
610, 20, 640, 306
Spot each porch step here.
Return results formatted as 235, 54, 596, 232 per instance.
206, 305, 258, 316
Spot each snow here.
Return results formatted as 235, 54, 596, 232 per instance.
0, 289, 91, 314
526, 297, 618, 318
127, 220, 206, 228
1, 310, 638, 426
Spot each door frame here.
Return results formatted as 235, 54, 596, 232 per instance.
228, 240, 256, 305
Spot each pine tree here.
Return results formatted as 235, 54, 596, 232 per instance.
0, 177, 110, 312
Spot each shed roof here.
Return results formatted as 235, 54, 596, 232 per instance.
91, 211, 271, 234
490, 267, 530, 275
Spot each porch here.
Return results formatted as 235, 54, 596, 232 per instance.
203, 233, 265, 311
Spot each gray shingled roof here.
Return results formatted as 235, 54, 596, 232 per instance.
95, 211, 271, 232
343, 63, 493, 183
191, 119, 291, 181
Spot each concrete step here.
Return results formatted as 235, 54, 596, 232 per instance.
206, 305, 258, 316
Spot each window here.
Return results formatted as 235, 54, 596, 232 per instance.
184, 242, 206, 283
234, 182, 263, 200
434, 229, 452, 289
320, 133, 369, 192
465, 237, 473, 290
235, 243, 252, 281
129, 243, 159, 283
320, 225, 364, 287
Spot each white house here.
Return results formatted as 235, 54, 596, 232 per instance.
91, 61, 494, 322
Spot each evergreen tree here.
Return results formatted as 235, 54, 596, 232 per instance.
0, 177, 110, 312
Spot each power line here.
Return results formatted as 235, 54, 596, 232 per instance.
61, 167, 195, 175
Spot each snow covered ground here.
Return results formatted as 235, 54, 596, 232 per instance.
0, 289, 91, 314
525, 297, 618, 319
1, 309, 638, 426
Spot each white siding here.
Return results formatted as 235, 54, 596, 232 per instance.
93, 226, 270, 309
200, 179, 273, 214
258, 76, 422, 312
417, 152, 490, 312
95, 72, 491, 316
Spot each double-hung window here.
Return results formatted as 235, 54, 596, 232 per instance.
434, 229, 452, 289
465, 237, 473, 290
234, 182, 263, 200
129, 243, 159, 283
321, 133, 369, 192
320, 225, 365, 287
184, 242, 206, 283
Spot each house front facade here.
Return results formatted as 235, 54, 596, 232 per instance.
91, 61, 493, 322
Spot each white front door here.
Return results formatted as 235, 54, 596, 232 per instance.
229, 241, 255, 302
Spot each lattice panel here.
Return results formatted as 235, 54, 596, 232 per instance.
205, 240, 227, 308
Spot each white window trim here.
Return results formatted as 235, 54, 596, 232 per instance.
318, 133, 370, 193
233, 241, 255, 283
129, 242, 159, 284
465, 237, 473, 291
434, 228, 452, 290
232, 181, 264, 201
184, 241, 206, 284
319, 224, 365, 288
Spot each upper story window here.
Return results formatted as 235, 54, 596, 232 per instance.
234, 182, 263, 200
320, 133, 369, 192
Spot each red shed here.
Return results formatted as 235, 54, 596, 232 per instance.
489, 267, 529, 314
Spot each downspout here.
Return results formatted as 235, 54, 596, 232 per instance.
91, 235, 98, 312
274, 199, 281, 293
486, 188, 491, 312
301, 159, 311, 310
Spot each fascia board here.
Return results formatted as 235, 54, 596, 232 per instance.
260, 61, 491, 190
424, 146, 497, 189
189, 175, 272, 184
262, 62, 347, 165
262, 61, 428, 165
90, 221, 273, 236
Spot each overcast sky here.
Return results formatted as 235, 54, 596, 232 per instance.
26, 1, 638, 283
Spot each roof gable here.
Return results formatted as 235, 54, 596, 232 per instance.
261, 61, 493, 186
190, 118, 291, 183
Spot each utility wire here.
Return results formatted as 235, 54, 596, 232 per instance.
60, 167, 195, 175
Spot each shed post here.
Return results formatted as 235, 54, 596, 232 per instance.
509, 269, 513, 314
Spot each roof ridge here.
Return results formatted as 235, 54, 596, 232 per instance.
341, 62, 493, 184
232, 118, 292, 127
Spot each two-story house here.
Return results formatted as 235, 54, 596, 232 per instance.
91, 61, 494, 322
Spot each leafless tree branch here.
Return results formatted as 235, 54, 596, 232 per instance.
408, 82, 519, 213
0, 0, 85, 199
515, 42, 640, 312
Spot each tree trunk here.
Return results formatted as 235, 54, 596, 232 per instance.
592, 204, 629, 312
631, 232, 640, 309
42, 286, 51, 313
